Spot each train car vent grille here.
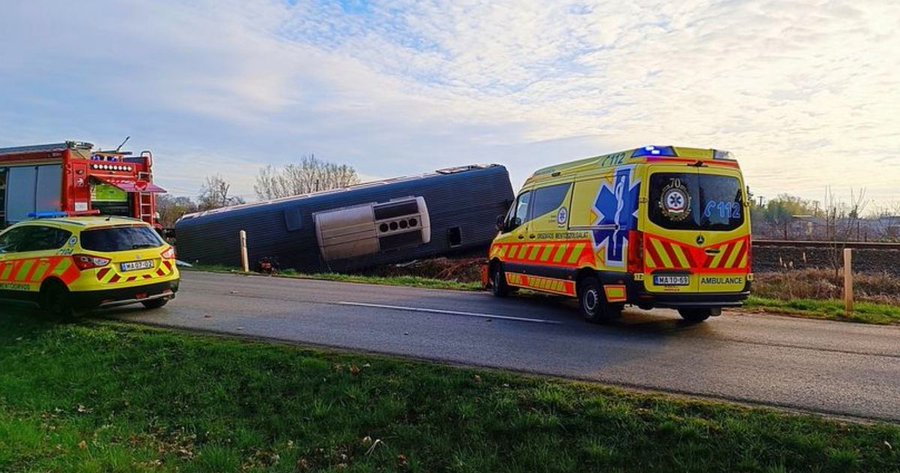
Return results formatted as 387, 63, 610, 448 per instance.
374, 201, 419, 220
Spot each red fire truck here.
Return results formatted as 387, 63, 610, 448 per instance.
0, 141, 166, 228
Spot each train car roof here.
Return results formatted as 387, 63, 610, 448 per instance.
178, 164, 506, 221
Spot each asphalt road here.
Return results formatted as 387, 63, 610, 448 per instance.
98, 271, 899, 422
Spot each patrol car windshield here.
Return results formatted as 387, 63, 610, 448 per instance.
648, 172, 745, 231
80, 226, 165, 252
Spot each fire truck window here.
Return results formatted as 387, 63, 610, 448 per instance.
6, 166, 37, 224
35, 165, 62, 215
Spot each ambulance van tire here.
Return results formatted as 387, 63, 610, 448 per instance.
678, 308, 717, 323
577, 276, 621, 323
39, 280, 77, 321
490, 262, 510, 298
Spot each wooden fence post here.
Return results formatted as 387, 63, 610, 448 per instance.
843, 248, 853, 314
240, 230, 249, 273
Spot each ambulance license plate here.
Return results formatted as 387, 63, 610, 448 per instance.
121, 260, 154, 272
653, 274, 690, 286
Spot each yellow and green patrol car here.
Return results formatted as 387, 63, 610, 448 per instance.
0, 215, 179, 317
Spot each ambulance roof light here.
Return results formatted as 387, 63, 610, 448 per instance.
714, 150, 736, 160
632, 145, 676, 158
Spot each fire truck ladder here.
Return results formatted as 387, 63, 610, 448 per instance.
137, 171, 154, 224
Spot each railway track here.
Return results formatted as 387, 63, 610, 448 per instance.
753, 240, 900, 250
752, 240, 900, 275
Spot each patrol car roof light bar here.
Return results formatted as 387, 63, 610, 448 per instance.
28, 210, 101, 219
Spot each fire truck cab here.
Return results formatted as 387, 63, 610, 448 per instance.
0, 141, 166, 228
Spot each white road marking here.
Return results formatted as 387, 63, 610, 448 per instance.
336, 301, 562, 325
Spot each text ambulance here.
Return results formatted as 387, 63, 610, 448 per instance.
488, 146, 751, 322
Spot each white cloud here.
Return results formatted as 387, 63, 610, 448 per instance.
0, 0, 898, 207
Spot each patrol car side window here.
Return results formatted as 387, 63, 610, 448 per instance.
505, 191, 532, 232
1, 226, 73, 253
0, 227, 31, 253
23, 226, 72, 252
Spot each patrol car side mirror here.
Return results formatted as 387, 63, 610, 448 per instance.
495, 214, 506, 231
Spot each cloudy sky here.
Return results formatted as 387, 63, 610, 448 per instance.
1, 0, 898, 208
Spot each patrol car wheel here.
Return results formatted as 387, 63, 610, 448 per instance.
678, 308, 713, 322
491, 264, 510, 297
578, 277, 620, 323
141, 298, 169, 310
40, 281, 76, 320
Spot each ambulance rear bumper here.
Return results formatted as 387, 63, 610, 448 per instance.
625, 278, 751, 309
637, 291, 751, 308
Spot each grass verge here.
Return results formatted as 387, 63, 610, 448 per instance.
743, 296, 900, 325
1, 313, 898, 472
186, 265, 482, 292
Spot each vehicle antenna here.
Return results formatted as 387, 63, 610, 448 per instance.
115, 136, 131, 152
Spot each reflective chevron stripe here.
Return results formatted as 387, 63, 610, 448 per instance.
490, 240, 593, 269
0, 256, 80, 287
506, 272, 576, 296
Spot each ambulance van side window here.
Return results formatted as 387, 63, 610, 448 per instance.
505, 191, 532, 231
529, 183, 572, 220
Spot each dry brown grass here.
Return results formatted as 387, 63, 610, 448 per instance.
754, 269, 900, 305
358, 258, 900, 307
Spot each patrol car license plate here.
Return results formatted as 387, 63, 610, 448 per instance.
653, 274, 690, 286
121, 260, 154, 272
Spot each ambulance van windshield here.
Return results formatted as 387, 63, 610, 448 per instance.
647, 172, 745, 231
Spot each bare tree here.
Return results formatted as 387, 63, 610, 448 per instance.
254, 154, 360, 200
198, 174, 245, 211
156, 195, 199, 228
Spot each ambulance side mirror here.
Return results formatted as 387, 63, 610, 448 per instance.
495, 214, 506, 232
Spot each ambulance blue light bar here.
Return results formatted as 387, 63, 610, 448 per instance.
632, 145, 676, 157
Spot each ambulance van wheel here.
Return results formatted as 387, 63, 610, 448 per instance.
678, 308, 714, 323
578, 276, 621, 323
142, 298, 170, 310
40, 280, 76, 321
490, 263, 510, 298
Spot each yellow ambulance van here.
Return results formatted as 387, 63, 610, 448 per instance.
487, 145, 751, 322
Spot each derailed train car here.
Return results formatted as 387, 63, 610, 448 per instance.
175, 164, 514, 272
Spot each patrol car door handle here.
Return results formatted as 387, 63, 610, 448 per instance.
517, 235, 525, 240
528, 235, 536, 239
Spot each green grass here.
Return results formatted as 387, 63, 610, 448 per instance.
187, 265, 482, 291
0, 313, 898, 472
744, 296, 900, 325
